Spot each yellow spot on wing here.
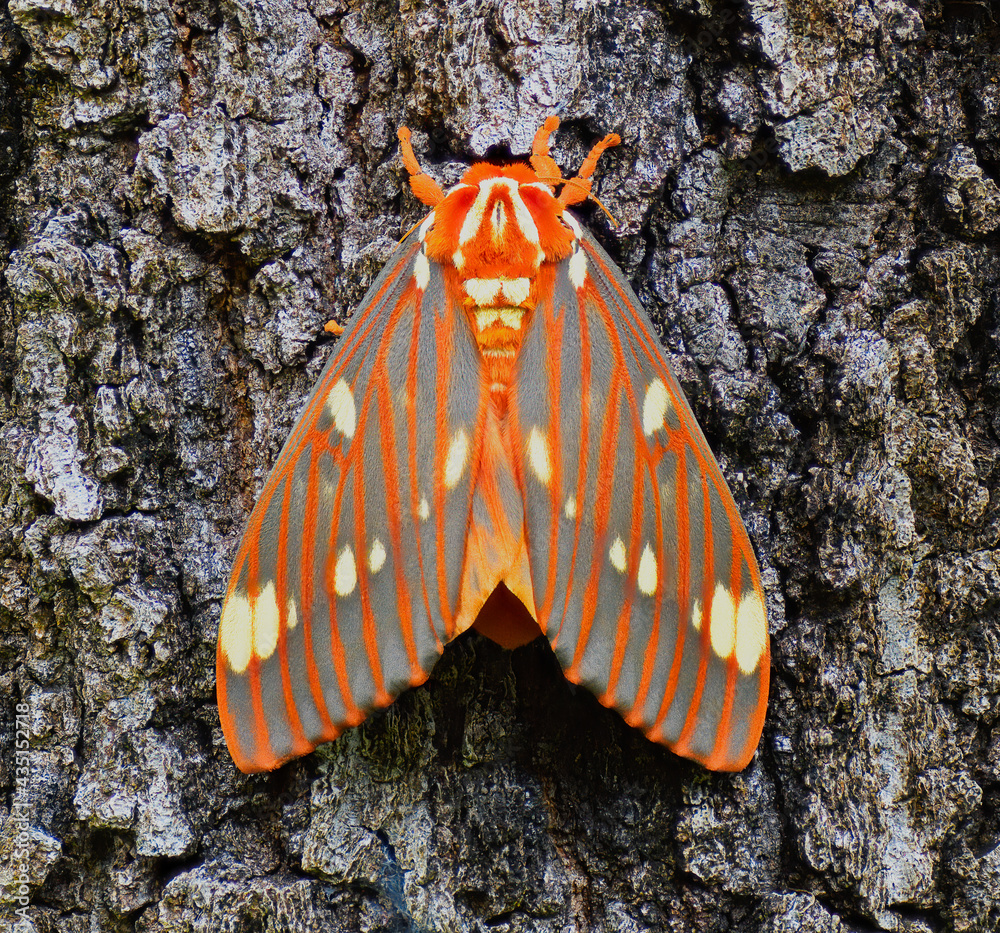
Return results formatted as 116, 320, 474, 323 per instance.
334, 545, 357, 597
413, 250, 430, 291
735, 589, 767, 673
444, 428, 470, 489
220, 591, 252, 674
642, 378, 670, 437
527, 426, 552, 485
564, 494, 576, 520
418, 497, 430, 521
327, 379, 356, 439
286, 597, 298, 631
369, 539, 387, 574
637, 544, 657, 596
569, 249, 588, 289
253, 581, 280, 662
609, 536, 627, 573
709, 582, 737, 661
221, 582, 281, 673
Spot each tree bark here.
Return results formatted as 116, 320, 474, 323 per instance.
2, 1, 999, 931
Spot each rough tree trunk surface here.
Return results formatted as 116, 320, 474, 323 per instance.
1, 0, 999, 931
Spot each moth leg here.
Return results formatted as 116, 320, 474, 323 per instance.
530, 115, 564, 185
558, 130, 621, 207
397, 127, 446, 207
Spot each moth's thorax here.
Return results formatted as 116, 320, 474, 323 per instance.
419, 164, 578, 407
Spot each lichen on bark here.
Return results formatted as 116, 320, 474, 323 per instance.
2, 1, 999, 931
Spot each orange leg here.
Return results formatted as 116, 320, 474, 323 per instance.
397, 127, 446, 207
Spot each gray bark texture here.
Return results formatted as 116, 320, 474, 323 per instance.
1, 0, 999, 930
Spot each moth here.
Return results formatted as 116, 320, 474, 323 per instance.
217, 117, 769, 773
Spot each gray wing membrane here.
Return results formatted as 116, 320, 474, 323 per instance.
513, 227, 769, 771
219, 238, 488, 772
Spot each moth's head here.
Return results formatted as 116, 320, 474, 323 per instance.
421, 162, 576, 278
397, 119, 619, 283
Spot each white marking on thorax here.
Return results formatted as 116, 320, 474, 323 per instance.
459, 177, 540, 247
465, 277, 530, 306
474, 307, 525, 330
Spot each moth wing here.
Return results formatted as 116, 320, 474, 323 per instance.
218, 238, 488, 772
514, 228, 769, 771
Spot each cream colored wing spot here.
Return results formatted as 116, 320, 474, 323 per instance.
735, 589, 767, 673
221, 581, 282, 673
637, 544, 658, 596
286, 597, 298, 631
569, 249, 588, 289
444, 428, 470, 489
564, 494, 577, 520
334, 545, 357, 597
220, 591, 252, 674
709, 582, 737, 661
418, 496, 430, 521
452, 248, 465, 271
327, 379, 357, 440
413, 250, 430, 291
369, 538, 387, 575
691, 598, 703, 632
609, 536, 627, 573
526, 426, 552, 486
642, 378, 670, 437
252, 581, 280, 662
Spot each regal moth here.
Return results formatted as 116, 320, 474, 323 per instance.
217, 117, 769, 774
